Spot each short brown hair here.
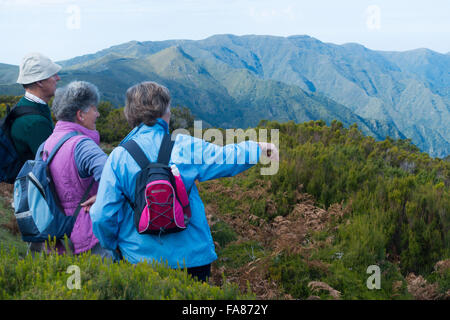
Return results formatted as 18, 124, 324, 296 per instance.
124, 81, 171, 128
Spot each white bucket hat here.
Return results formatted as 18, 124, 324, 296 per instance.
16, 52, 62, 85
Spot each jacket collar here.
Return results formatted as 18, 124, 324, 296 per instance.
120, 118, 169, 145
24, 91, 47, 105
53, 121, 101, 145
155, 118, 170, 133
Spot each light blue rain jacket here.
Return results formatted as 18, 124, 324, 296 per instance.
90, 118, 260, 268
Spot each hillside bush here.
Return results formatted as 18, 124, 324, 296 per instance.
269, 253, 413, 300
199, 120, 449, 298
0, 96, 22, 118
211, 220, 238, 248
257, 120, 449, 275
95, 102, 130, 144
0, 245, 253, 300
217, 241, 266, 269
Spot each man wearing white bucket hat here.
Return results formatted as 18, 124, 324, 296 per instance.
10, 52, 61, 162
8, 53, 61, 255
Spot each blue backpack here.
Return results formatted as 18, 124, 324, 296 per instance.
0, 105, 46, 183
13, 131, 93, 243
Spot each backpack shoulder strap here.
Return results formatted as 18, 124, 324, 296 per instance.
46, 131, 81, 164
2, 105, 46, 131
122, 133, 174, 169
157, 133, 175, 165
7, 105, 47, 123
121, 139, 150, 170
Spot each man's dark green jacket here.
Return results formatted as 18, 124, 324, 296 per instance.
10, 96, 54, 161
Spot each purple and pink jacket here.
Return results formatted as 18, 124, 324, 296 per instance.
42, 121, 103, 254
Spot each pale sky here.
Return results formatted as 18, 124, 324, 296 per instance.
0, 0, 449, 65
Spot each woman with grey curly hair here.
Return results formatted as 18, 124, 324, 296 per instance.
34, 80, 113, 259
52, 81, 100, 127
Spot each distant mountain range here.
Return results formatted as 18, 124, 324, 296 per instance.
1, 34, 449, 157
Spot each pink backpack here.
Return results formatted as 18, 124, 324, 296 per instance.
122, 134, 191, 235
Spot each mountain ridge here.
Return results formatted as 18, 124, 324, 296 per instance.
0, 34, 448, 157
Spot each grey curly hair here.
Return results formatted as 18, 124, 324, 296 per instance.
52, 81, 100, 121
124, 81, 170, 128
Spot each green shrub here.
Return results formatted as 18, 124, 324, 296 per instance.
211, 221, 238, 248
269, 254, 329, 299
201, 119, 448, 298
0, 196, 27, 257
0, 96, 22, 118
426, 264, 450, 296
269, 253, 412, 300
0, 245, 254, 300
259, 120, 449, 274
96, 103, 131, 144
217, 241, 266, 269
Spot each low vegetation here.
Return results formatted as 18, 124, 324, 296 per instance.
0, 97, 448, 299
0, 244, 251, 300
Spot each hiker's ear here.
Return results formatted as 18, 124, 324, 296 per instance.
76, 109, 85, 122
